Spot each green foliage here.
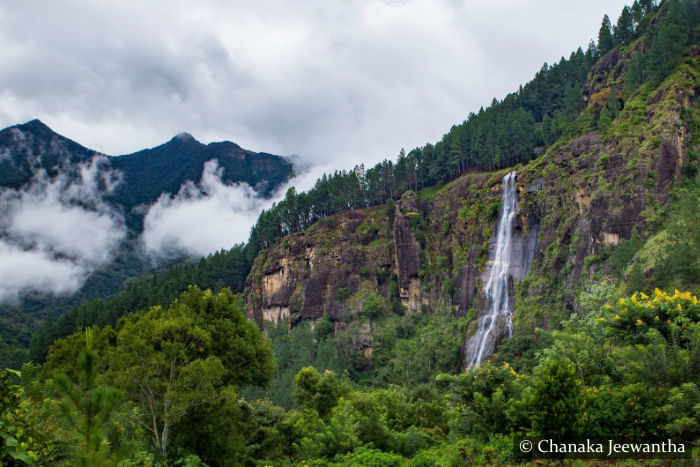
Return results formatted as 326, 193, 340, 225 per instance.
599, 289, 699, 346
0, 369, 36, 465
32, 244, 257, 365
583, 382, 666, 438
55, 329, 122, 466
293, 367, 342, 418
0, 366, 79, 465
441, 362, 529, 440
653, 188, 700, 292
362, 290, 386, 318
609, 230, 644, 278
336, 287, 352, 302
645, 1, 688, 85
664, 382, 700, 439
102, 287, 274, 461
624, 52, 646, 95
335, 446, 406, 466
243, 320, 351, 409
531, 357, 584, 437
613, 6, 635, 45
373, 314, 465, 386
598, 14, 614, 55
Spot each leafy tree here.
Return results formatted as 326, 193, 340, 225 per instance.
631, 0, 643, 26
599, 289, 700, 346
441, 362, 529, 440
654, 188, 700, 291
664, 382, 700, 439
362, 290, 386, 318
104, 287, 274, 461
531, 357, 583, 437
0, 370, 36, 465
293, 367, 341, 418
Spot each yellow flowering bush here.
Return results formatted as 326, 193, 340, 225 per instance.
599, 289, 699, 345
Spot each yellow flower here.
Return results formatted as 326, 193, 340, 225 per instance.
614, 314, 621, 320
640, 292, 649, 300
676, 304, 682, 311
636, 319, 643, 326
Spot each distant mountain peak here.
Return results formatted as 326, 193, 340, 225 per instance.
17, 118, 53, 133
171, 132, 198, 143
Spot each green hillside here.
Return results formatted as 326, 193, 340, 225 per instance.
5, 1, 700, 465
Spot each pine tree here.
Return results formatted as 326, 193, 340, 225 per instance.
624, 52, 645, 95
631, 1, 643, 27
55, 329, 122, 466
598, 14, 614, 55
614, 6, 635, 45
645, 6, 686, 84
640, 0, 656, 15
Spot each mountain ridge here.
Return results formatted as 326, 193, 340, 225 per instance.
0, 118, 295, 365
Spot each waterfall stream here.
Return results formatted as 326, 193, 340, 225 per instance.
466, 171, 518, 369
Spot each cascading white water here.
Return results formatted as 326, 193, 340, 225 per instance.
466, 171, 518, 369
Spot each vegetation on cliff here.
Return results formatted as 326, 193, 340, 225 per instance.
7, 0, 700, 464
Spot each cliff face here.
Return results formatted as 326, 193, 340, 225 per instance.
245, 60, 698, 365
246, 208, 395, 326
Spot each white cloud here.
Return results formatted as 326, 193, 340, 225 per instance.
0, 157, 126, 300
0, 241, 85, 300
141, 160, 271, 259
0, 0, 630, 163
0, 0, 634, 298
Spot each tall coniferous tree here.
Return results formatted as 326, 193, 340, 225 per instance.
598, 15, 614, 55
631, 1, 643, 27
614, 6, 635, 45
640, 0, 656, 15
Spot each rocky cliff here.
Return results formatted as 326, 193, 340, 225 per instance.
246, 56, 699, 367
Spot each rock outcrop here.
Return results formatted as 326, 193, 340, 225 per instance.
245, 58, 696, 365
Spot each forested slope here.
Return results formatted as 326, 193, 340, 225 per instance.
11, 2, 700, 464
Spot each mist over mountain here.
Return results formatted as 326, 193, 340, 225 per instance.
0, 119, 294, 301
2, 1, 700, 464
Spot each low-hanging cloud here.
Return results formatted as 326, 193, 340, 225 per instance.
0, 0, 634, 298
0, 156, 126, 301
141, 160, 272, 259
0, 0, 630, 166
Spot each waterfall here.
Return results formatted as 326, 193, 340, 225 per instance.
466, 171, 518, 369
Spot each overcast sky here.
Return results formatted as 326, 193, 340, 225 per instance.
0, 0, 629, 174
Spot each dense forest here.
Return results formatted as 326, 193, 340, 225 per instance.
4, 0, 700, 464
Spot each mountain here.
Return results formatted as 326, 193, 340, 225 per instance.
33, 0, 699, 370
0, 120, 294, 365
0, 119, 293, 209
110, 130, 293, 230
10, 1, 700, 464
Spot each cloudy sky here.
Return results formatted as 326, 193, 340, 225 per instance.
0, 1, 633, 300
0, 0, 629, 172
